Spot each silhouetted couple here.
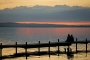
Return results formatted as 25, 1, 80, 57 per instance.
65, 34, 74, 42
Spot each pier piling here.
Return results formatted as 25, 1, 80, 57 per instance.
58, 39, 60, 56
48, 41, 50, 57
76, 38, 77, 54
38, 41, 40, 56
86, 39, 87, 57
0, 43, 2, 60
15, 42, 17, 55
25, 42, 27, 60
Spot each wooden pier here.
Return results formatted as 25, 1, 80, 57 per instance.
0, 38, 90, 60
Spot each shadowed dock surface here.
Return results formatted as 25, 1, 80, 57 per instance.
0, 41, 90, 48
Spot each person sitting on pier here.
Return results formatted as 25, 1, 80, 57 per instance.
65, 34, 74, 42
65, 34, 70, 42
70, 35, 74, 42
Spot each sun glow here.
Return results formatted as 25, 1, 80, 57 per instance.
16, 22, 90, 25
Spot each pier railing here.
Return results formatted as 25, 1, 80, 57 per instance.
0, 38, 90, 60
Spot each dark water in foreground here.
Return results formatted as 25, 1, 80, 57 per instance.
0, 27, 90, 60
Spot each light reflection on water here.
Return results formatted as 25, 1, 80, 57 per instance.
0, 27, 90, 60
0, 27, 90, 43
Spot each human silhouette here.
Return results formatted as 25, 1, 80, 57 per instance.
70, 35, 74, 42
65, 34, 74, 42
65, 34, 71, 42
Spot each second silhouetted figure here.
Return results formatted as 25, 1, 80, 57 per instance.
65, 34, 74, 42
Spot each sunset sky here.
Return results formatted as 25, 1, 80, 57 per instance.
0, 0, 90, 10
0, 0, 90, 25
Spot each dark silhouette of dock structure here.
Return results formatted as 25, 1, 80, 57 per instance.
0, 38, 90, 60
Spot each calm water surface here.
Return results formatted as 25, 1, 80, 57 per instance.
0, 27, 90, 44
0, 27, 90, 60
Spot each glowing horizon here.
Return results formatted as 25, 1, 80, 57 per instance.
15, 22, 90, 25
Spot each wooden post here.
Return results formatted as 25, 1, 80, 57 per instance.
0, 43, 2, 60
64, 48, 66, 53
38, 41, 40, 56
58, 39, 59, 56
68, 45, 69, 53
76, 38, 77, 54
48, 41, 50, 57
25, 42, 27, 60
86, 39, 87, 57
16, 42, 17, 55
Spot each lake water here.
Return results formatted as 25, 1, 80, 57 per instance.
0, 27, 90, 60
